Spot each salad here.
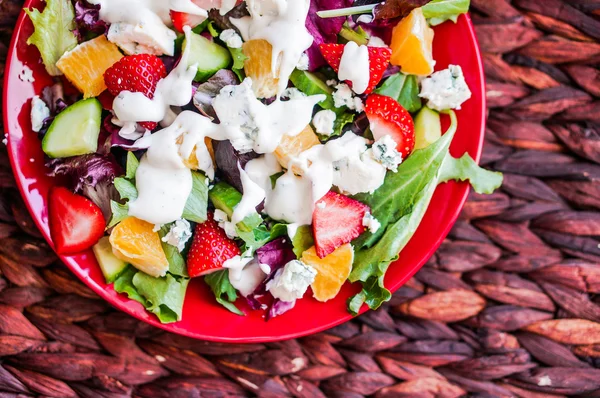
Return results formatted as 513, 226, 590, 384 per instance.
23, 0, 502, 323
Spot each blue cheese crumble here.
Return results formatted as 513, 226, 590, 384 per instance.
419, 65, 472, 111
220, 29, 243, 49
266, 260, 317, 302
332, 83, 364, 112
30, 96, 50, 133
312, 110, 337, 136
362, 211, 381, 233
372, 135, 403, 172
161, 219, 192, 252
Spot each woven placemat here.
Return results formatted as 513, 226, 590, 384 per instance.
1, 0, 600, 396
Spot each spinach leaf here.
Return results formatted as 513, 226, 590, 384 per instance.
182, 171, 209, 223
375, 73, 422, 113
204, 270, 244, 315
422, 0, 470, 26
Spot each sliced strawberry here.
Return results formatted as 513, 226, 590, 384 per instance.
365, 94, 415, 159
319, 43, 391, 94
187, 213, 241, 277
312, 191, 370, 259
104, 54, 167, 132
170, 10, 207, 33
49, 187, 105, 255
97, 90, 115, 111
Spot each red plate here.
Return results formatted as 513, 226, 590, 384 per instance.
3, 1, 485, 342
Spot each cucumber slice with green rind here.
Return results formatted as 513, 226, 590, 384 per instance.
42, 98, 102, 158
184, 33, 232, 82
290, 70, 336, 110
93, 236, 128, 284
414, 106, 442, 150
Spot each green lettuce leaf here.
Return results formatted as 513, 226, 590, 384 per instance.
125, 152, 139, 179
132, 272, 189, 323
159, 225, 188, 277
439, 153, 504, 194
204, 270, 244, 315
291, 225, 314, 259
25, 0, 78, 76
113, 266, 147, 305
114, 178, 138, 202
182, 171, 209, 223
422, 0, 470, 26
229, 47, 247, 81
374, 73, 422, 113
108, 201, 128, 228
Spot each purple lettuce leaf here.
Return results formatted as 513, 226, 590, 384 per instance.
251, 237, 296, 296
193, 70, 239, 119
306, 0, 354, 70
38, 84, 69, 135
266, 299, 296, 320
47, 154, 122, 221
102, 116, 150, 151
73, 0, 108, 42
213, 140, 258, 192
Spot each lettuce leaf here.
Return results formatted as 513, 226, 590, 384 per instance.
25, 0, 78, 76
374, 73, 422, 114
132, 272, 189, 323
159, 225, 189, 277
422, 0, 470, 26
182, 171, 209, 223
349, 111, 503, 312
113, 266, 148, 305
291, 225, 314, 259
204, 270, 244, 315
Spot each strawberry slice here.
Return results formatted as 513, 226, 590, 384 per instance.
313, 191, 370, 259
170, 10, 207, 33
104, 54, 167, 131
319, 43, 391, 94
365, 94, 416, 159
187, 213, 241, 277
49, 187, 105, 255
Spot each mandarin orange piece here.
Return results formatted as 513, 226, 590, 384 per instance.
390, 8, 435, 76
56, 35, 123, 98
178, 136, 216, 170
302, 243, 354, 302
109, 216, 169, 278
243, 39, 280, 98
274, 125, 320, 174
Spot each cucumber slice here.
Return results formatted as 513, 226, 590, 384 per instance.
208, 181, 242, 219
290, 70, 336, 110
42, 98, 102, 159
93, 236, 128, 284
414, 106, 442, 150
184, 33, 232, 82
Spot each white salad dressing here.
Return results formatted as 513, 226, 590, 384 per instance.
232, 0, 314, 95
337, 41, 371, 95
228, 261, 268, 297
245, 154, 282, 192
231, 165, 266, 224
112, 27, 198, 135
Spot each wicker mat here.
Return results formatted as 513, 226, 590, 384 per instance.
1, 0, 600, 396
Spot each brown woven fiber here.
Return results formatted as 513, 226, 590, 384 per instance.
1, 0, 600, 396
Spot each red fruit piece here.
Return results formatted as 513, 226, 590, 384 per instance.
170, 10, 206, 33
49, 187, 105, 255
365, 94, 416, 159
104, 54, 167, 131
312, 191, 370, 259
319, 43, 392, 94
187, 213, 241, 278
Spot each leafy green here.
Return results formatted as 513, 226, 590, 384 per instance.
353, 111, 459, 249
159, 225, 188, 277
291, 225, 314, 259
422, 0, 470, 26
207, 21, 219, 37
204, 270, 244, 315
113, 266, 147, 305
439, 153, 504, 194
348, 111, 503, 313
182, 171, 209, 223
133, 272, 189, 323
331, 112, 356, 139
229, 47, 247, 81
270, 172, 285, 189
25, 0, 78, 76
374, 73, 422, 113
114, 178, 138, 202
339, 22, 369, 45
108, 201, 128, 228
125, 152, 139, 179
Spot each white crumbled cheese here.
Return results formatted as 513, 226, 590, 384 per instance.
266, 260, 317, 302
419, 65, 472, 111
296, 52, 310, 71
362, 212, 381, 234
161, 219, 192, 252
326, 79, 337, 87
312, 110, 336, 136
18, 65, 35, 83
367, 36, 388, 48
316, 201, 326, 209
220, 29, 243, 49
372, 135, 403, 172
213, 209, 228, 223
153, 224, 162, 232
30, 96, 50, 133
332, 83, 364, 112
107, 22, 177, 56
357, 14, 374, 24
213, 209, 239, 239
281, 87, 307, 100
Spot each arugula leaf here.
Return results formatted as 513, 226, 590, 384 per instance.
159, 225, 189, 277
439, 153, 504, 194
375, 73, 422, 113
25, 0, 78, 76
353, 111, 458, 249
113, 265, 147, 305
133, 272, 189, 323
108, 201, 128, 228
125, 152, 139, 179
291, 225, 314, 259
114, 178, 138, 202
204, 270, 244, 315
422, 0, 470, 26
182, 171, 209, 223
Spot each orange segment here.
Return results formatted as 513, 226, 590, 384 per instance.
274, 125, 320, 174
56, 35, 123, 98
178, 136, 215, 170
302, 243, 354, 302
243, 39, 280, 98
109, 217, 169, 278
390, 8, 435, 76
